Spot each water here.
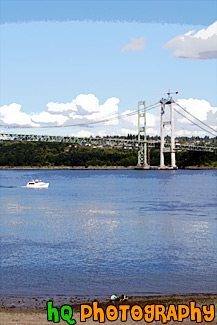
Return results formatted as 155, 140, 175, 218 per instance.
0, 169, 216, 297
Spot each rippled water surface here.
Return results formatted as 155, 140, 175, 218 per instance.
0, 169, 216, 297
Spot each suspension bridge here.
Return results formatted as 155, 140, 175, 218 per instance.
0, 94, 216, 169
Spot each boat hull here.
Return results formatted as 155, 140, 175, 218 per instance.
26, 181, 49, 189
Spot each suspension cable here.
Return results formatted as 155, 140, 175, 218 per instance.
175, 101, 217, 134
0, 102, 160, 129
173, 107, 217, 138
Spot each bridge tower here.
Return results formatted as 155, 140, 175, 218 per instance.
159, 97, 177, 169
137, 101, 150, 169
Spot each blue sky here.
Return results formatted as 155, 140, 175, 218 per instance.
0, 0, 217, 137
1, 0, 216, 25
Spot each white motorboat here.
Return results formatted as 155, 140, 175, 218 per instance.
26, 179, 49, 188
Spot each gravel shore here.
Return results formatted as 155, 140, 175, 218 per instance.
1, 294, 216, 324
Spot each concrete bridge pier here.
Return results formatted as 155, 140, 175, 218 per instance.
159, 98, 178, 170
136, 101, 150, 170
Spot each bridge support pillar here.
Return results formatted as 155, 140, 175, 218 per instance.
136, 101, 150, 169
170, 100, 176, 168
160, 101, 165, 168
159, 98, 177, 170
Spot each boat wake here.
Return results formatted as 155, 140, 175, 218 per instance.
0, 185, 48, 189
0, 185, 22, 188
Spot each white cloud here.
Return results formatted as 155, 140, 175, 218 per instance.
121, 37, 145, 53
175, 130, 206, 137
85, 97, 119, 125
0, 94, 120, 129
147, 113, 156, 127
121, 110, 137, 127
76, 130, 93, 138
121, 110, 156, 127
47, 101, 77, 113
97, 130, 108, 137
164, 21, 217, 59
1, 96, 216, 138
146, 128, 158, 136
0, 103, 39, 127
32, 112, 68, 125
75, 94, 100, 112
173, 98, 217, 137
121, 128, 137, 136
177, 118, 192, 124
69, 112, 84, 119
120, 127, 158, 136
47, 94, 103, 114
47, 94, 99, 114
47, 94, 120, 127
176, 98, 217, 122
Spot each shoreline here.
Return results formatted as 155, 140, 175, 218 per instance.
0, 165, 217, 170
1, 294, 216, 324
1, 293, 216, 310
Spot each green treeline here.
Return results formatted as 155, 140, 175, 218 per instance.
0, 142, 137, 167
0, 141, 216, 168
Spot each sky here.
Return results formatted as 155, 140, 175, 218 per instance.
0, 0, 217, 138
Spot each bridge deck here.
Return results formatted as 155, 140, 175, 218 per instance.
0, 133, 216, 152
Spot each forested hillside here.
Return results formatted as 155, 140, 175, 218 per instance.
0, 142, 216, 168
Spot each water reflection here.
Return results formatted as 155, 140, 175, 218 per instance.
0, 169, 216, 296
